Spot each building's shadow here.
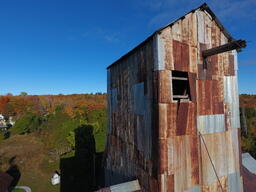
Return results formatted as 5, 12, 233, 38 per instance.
6, 156, 21, 190
60, 124, 97, 192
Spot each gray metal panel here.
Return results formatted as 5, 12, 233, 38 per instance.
224, 76, 240, 129
132, 82, 145, 115
132, 82, 152, 159
227, 172, 242, 192
184, 186, 201, 192
153, 34, 165, 71
107, 70, 112, 134
197, 114, 225, 134
196, 10, 205, 43
242, 153, 256, 175
111, 88, 118, 112
110, 180, 141, 192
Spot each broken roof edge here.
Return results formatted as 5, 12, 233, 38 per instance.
107, 3, 234, 69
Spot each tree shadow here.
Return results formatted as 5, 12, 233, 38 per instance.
60, 124, 96, 192
6, 156, 21, 190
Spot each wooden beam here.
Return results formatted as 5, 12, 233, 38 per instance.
202, 40, 246, 58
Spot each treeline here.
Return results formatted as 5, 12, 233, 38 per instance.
0, 93, 106, 118
240, 94, 256, 157
0, 93, 107, 152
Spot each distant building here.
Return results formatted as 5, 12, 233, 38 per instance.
105, 3, 246, 192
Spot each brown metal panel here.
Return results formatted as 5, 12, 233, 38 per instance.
159, 104, 168, 139
158, 70, 171, 103
188, 73, 197, 102
181, 42, 190, 72
173, 40, 190, 72
173, 40, 182, 71
159, 139, 168, 174
190, 46, 198, 73
181, 15, 190, 44
159, 27, 174, 71
167, 103, 177, 137
198, 43, 207, 80
198, 80, 224, 115
176, 102, 189, 135
167, 174, 174, 192
228, 54, 235, 76
186, 102, 196, 135
190, 136, 200, 185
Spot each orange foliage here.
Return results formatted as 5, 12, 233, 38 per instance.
0, 93, 107, 118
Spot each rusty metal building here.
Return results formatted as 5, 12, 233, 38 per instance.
104, 3, 246, 192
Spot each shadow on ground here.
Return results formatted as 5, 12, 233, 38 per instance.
6, 156, 21, 191
60, 125, 104, 192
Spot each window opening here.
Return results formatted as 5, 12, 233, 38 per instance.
172, 70, 191, 101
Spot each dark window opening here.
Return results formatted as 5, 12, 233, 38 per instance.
172, 70, 191, 101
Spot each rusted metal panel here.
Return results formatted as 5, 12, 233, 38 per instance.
197, 114, 225, 134
158, 70, 172, 103
172, 20, 182, 41
211, 20, 221, 47
188, 73, 197, 102
159, 27, 174, 71
173, 135, 200, 192
173, 40, 190, 72
167, 103, 178, 137
197, 80, 224, 115
159, 139, 168, 174
204, 11, 212, 46
167, 174, 174, 192
176, 102, 189, 135
159, 104, 168, 139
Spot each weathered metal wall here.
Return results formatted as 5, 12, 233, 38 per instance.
156, 7, 242, 192
105, 37, 157, 191
105, 4, 243, 192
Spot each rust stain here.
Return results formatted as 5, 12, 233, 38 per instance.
173, 40, 190, 72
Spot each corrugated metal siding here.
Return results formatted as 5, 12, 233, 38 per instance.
224, 76, 240, 129
197, 114, 225, 134
105, 5, 243, 192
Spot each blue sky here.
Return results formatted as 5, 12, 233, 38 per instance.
0, 0, 255, 95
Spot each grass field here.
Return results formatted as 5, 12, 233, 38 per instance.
0, 134, 61, 192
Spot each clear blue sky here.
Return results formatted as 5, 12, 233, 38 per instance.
0, 0, 255, 95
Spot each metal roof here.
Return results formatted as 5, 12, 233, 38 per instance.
107, 3, 234, 69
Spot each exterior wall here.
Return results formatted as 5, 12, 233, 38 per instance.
105, 7, 242, 192
105, 39, 157, 191
156, 9, 242, 192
